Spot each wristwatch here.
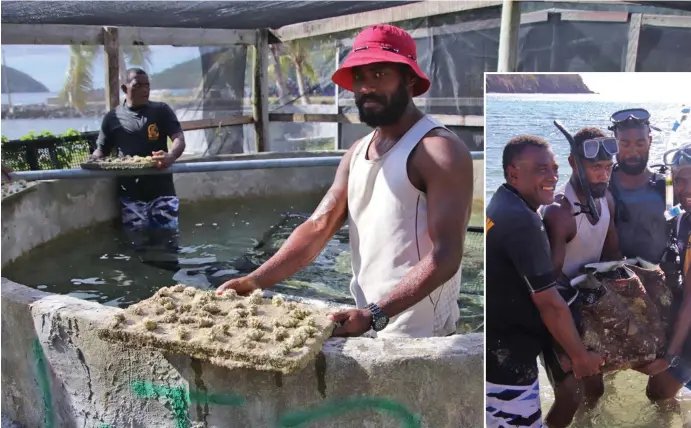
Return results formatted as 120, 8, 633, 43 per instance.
366, 302, 389, 332
664, 351, 681, 368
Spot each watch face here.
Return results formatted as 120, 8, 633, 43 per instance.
373, 315, 388, 331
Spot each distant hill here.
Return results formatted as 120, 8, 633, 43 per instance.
486, 74, 594, 94
149, 49, 251, 90
1, 65, 49, 93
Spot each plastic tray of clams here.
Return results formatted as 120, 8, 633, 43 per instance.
81, 155, 157, 170
97, 286, 336, 374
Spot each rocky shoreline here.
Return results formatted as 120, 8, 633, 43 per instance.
1, 104, 105, 120
2, 99, 249, 120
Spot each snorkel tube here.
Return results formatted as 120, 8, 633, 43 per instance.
554, 120, 600, 222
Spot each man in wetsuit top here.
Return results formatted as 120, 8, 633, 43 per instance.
540, 127, 622, 428
91, 68, 186, 260
640, 145, 691, 400
486, 135, 603, 428
608, 109, 668, 264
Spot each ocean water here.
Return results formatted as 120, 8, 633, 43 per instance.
1, 92, 103, 139
486, 94, 691, 206
486, 94, 691, 427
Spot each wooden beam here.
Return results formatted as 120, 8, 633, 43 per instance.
180, 116, 254, 132
268, 113, 484, 128
275, 0, 635, 41
560, 10, 629, 22
252, 29, 270, 152
102, 27, 120, 111
0, 23, 257, 45
275, 1, 503, 41
625, 13, 642, 72
641, 14, 691, 28
1, 23, 104, 45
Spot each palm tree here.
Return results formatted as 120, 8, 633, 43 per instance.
286, 40, 318, 105
60, 45, 152, 112
267, 44, 291, 106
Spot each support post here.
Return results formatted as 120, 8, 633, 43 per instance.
497, 0, 521, 72
252, 29, 270, 152
625, 13, 642, 72
103, 26, 120, 111
334, 44, 341, 150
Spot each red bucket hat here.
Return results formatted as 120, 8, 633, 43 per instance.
331, 24, 430, 97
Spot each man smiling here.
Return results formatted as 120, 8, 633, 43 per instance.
539, 127, 620, 428
485, 135, 602, 428
217, 24, 474, 339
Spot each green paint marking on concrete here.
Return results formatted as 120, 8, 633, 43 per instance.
32, 338, 54, 428
131, 380, 245, 428
131, 381, 190, 428
99, 424, 114, 428
278, 397, 422, 428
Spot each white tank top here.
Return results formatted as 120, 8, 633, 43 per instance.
560, 181, 611, 279
347, 115, 462, 338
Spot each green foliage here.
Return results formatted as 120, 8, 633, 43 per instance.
1, 128, 92, 171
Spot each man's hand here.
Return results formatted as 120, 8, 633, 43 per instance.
639, 358, 670, 377
216, 276, 261, 296
1, 164, 13, 182
569, 351, 605, 379
328, 309, 373, 337
152, 150, 176, 169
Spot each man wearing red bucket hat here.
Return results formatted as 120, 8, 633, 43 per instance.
217, 24, 474, 339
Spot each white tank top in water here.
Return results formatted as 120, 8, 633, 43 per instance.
560, 181, 610, 279
347, 115, 462, 338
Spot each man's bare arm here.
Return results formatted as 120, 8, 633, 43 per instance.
376, 133, 473, 318
168, 131, 186, 159
601, 191, 622, 261
543, 202, 576, 275
92, 114, 113, 159
667, 254, 691, 355
532, 288, 592, 367
248, 144, 357, 289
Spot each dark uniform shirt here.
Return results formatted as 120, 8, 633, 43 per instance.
96, 101, 182, 202
486, 184, 557, 385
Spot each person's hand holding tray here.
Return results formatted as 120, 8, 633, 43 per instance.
97, 286, 336, 374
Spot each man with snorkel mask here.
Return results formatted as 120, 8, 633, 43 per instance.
540, 127, 621, 428
608, 108, 668, 264
640, 145, 691, 401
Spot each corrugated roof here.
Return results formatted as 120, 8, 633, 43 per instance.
0, 1, 419, 30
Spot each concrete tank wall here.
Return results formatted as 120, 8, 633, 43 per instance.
1, 151, 485, 427
1, 279, 483, 428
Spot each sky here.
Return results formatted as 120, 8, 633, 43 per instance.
580, 72, 691, 102
4, 44, 691, 101
2, 45, 201, 92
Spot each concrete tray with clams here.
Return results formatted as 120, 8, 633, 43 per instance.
81, 155, 158, 170
97, 286, 336, 374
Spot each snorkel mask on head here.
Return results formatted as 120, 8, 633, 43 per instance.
553, 121, 617, 222
665, 143, 691, 172
662, 144, 691, 218
608, 108, 661, 132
